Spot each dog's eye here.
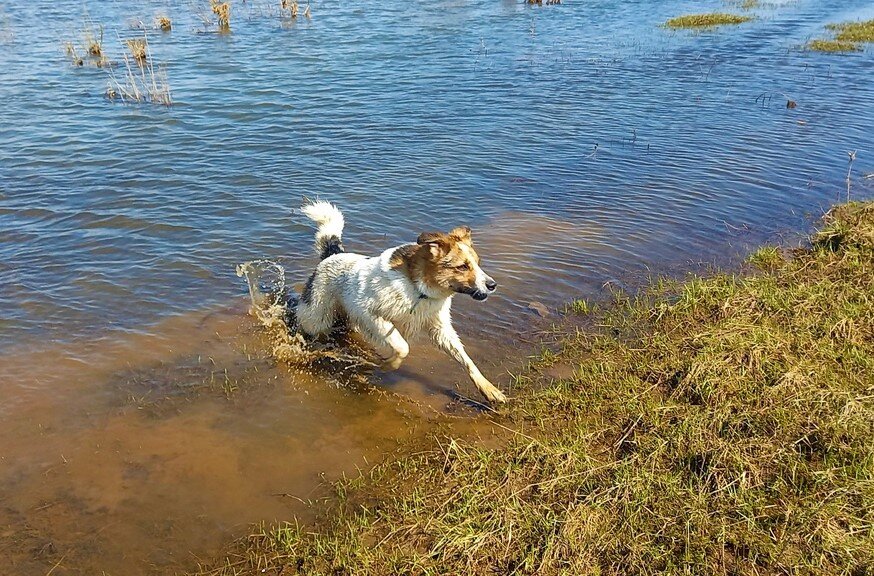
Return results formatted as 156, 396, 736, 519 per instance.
455, 263, 470, 271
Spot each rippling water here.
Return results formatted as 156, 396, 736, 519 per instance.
1, 0, 873, 573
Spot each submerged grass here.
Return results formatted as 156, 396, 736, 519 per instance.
198, 202, 874, 576
666, 13, 753, 29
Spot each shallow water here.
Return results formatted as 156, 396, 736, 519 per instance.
1, 0, 873, 573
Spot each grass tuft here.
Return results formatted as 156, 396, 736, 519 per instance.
156, 15, 172, 31
564, 298, 592, 315
106, 35, 172, 106
65, 18, 109, 67
666, 12, 753, 29
747, 246, 784, 269
194, 202, 874, 576
125, 38, 147, 61
211, 0, 231, 30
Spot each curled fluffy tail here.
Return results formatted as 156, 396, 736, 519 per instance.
300, 200, 345, 260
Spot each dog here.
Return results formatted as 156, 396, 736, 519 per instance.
294, 201, 507, 404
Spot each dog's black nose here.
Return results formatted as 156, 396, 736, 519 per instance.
485, 279, 497, 292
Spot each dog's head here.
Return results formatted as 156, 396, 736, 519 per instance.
416, 226, 497, 301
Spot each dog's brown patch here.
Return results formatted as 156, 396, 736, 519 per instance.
390, 227, 482, 294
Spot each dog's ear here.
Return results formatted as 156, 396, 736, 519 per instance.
417, 232, 449, 258
448, 226, 472, 245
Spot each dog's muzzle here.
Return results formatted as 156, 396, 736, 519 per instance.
464, 278, 497, 301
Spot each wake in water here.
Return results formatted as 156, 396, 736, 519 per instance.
236, 260, 376, 384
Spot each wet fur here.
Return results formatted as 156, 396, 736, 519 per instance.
295, 201, 506, 403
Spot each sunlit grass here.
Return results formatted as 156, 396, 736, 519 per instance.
809, 39, 861, 53
194, 202, 874, 575
810, 19, 874, 52
828, 19, 874, 43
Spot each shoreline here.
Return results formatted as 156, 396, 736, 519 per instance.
194, 201, 874, 576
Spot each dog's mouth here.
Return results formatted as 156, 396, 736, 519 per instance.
457, 286, 489, 301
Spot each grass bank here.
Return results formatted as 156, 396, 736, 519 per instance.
199, 202, 874, 576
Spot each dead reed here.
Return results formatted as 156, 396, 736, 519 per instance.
64, 18, 111, 67
211, 0, 231, 30
125, 38, 147, 61
156, 15, 172, 31
106, 34, 172, 106
280, 0, 310, 19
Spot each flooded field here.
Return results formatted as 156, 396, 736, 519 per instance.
1, 0, 873, 573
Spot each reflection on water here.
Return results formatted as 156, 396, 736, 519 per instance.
1, 0, 873, 573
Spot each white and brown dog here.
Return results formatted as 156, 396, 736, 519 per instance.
295, 201, 506, 404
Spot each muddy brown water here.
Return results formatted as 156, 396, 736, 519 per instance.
3, 0, 874, 573
0, 303, 526, 575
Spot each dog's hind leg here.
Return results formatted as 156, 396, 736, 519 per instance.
353, 315, 409, 369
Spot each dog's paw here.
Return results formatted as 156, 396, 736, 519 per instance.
384, 355, 405, 370
478, 382, 507, 404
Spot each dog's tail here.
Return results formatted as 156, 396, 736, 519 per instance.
300, 200, 345, 260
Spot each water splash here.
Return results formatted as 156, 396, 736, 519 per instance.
236, 260, 376, 379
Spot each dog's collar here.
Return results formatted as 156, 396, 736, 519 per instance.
410, 292, 430, 313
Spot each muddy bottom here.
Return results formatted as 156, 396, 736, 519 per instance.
0, 302, 532, 575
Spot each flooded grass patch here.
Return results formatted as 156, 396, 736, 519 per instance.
198, 201, 874, 575
665, 12, 753, 29
65, 18, 109, 67
810, 18, 874, 52
828, 19, 874, 43
809, 39, 862, 53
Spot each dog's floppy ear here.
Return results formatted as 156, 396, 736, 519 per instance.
449, 226, 472, 245
417, 232, 449, 258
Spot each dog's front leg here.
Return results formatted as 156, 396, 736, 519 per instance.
354, 315, 410, 370
431, 315, 507, 404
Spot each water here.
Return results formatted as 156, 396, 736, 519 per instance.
1, 0, 873, 573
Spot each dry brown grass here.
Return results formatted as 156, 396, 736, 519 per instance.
106, 35, 172, 106
211, 0, 231, 30
65, 19, 109, 67
156, 15, 172, 31
125, 38, 147, 61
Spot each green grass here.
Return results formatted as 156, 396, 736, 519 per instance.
746, 245, 784, 269
196, 202, 874, 576
810, 19, 874, 52
665, 13, 753, 29
564, 298, 592, 315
